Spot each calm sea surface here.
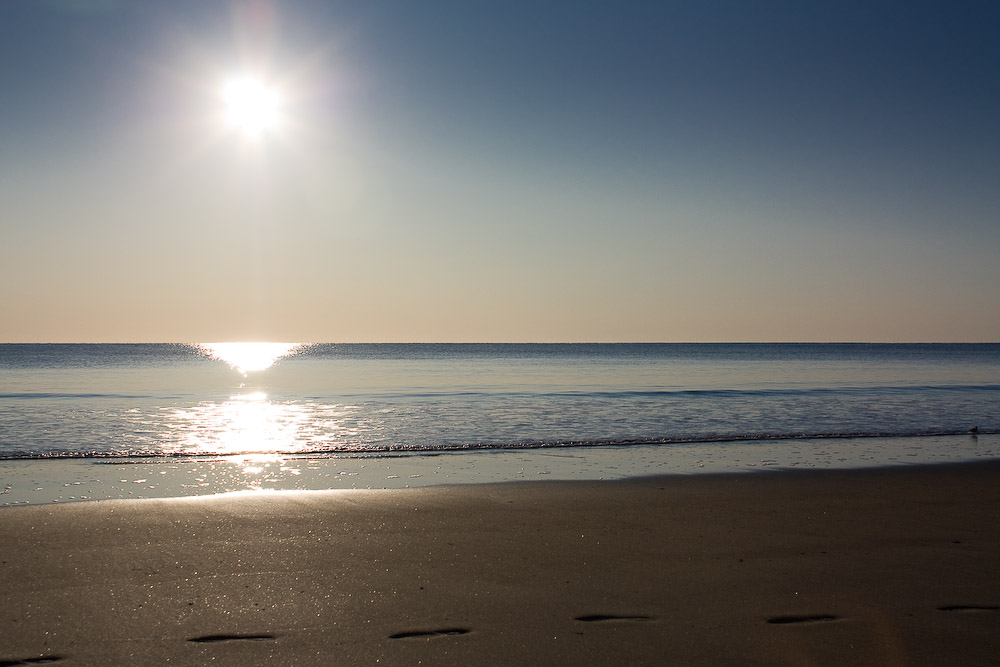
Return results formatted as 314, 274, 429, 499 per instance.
1, 343, 998, 461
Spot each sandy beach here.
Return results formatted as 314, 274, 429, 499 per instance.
2, 461, 998, 666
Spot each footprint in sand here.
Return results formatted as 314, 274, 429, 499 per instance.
389, 628, 471, 640
187, 634, 277, 643
766, 614, 841, 625
574, 614, 655, 623
0, 657, 65, 666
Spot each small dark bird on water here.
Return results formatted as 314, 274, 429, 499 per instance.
969, 426, 979, 434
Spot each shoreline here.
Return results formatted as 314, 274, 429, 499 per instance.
3, 461, 999, 665
3, 432, 997, 507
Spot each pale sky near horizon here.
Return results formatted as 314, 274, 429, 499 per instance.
2, 0, 998, 342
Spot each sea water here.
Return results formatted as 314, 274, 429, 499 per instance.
1, 343, 998, 503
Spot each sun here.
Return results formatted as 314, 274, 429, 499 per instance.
221, 76, 281, 136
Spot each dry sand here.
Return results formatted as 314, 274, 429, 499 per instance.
2, 461, 999, 666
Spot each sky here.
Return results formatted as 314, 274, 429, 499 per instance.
1, 0, 998, 342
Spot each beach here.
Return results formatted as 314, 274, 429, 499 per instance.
2, 461, 998, 666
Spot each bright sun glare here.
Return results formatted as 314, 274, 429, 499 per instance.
200, 342, 302, 375
222, 76, 281, 135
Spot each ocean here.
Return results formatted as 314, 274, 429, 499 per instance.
2, 343, 998, 503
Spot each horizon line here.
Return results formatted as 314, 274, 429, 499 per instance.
2, 341, 998, 346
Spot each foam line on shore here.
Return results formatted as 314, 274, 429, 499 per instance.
2, 433, 997, 506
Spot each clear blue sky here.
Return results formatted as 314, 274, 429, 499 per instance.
2, 0, 998, 342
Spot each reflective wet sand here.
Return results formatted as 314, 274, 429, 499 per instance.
2, 461, 998, 666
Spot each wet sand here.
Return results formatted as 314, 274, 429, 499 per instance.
2, 461, 999, 666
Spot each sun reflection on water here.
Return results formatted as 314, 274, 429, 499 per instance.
161, 392, 360, 459
198, 342, 304, 375
142, 343, 372, 484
